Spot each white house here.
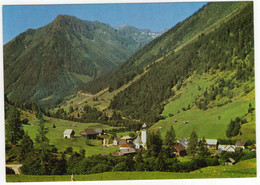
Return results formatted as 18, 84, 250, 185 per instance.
64, 129, 75, 138
218, 145, 236, 152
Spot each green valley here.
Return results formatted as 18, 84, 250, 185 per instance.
4, 1, 256, 183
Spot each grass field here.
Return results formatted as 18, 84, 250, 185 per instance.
152, 71, 255, 140
151, 100, 255, 140
6, 158, 256, 182
21, 111, 120, 156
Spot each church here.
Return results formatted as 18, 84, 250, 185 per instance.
133, 123, 148, 149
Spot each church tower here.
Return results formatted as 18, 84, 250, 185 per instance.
141, 123, 148, 147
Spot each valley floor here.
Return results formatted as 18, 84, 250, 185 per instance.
6, 158, 256, 182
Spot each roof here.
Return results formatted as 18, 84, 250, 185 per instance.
95, 128, 104, 134
227, 158, 236, 163
81, 129, 97, 135
64, 129, 75, 135
206, 139, 218, 145
120, 143, 134, 148
120, 148, 136, 155
120, 136, 133, 140
175, 143, 186, 152
133, 135, 141, 144
219, 145, 236, 152
142, 123, 147, 129
236, 140, 246, 146
177, 139, 189, 149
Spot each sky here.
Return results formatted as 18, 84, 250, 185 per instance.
3, 2, 207, 44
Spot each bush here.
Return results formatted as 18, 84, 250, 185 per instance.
90, 164, 111, 173
113, 162, 128, 171
206, 158, 220, 166
240, 151, 256, 161
64, 147, 73, 154
6, 167, 15, 175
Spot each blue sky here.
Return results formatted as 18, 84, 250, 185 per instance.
3, 2, 207, 44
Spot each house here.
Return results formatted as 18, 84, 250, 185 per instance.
177, 138, 189, 149
120, 136, 134, 143
173, 120, 178, 123
64, 129, 75, 138
206, 139, 218, 149
80, 129, 97, 139
119, 143, 135, 150
235, 147, 242, 153
235, 140, 246, 150
218, 145, 236, 152
120, 148, 136, 156
111, 148, 136, 157
183, 121, 189, 124
95, 128, 104, 136
225, 158, 236, 166
113, 139, 125, 146
174, 143, 187, 157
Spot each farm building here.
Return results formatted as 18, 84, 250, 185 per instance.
95, 128, 104, 136
80, 129, 97, 139
206, 139, 218, 149
64, 129, 75, 138
111, 148, 136, 157
174, 143, 187, 157
235, 140, 246, 150
225, 158, 236, 166
218, 145, 236, 153
177, 138, 189, 149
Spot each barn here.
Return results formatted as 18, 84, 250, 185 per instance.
64, 129, 75, 138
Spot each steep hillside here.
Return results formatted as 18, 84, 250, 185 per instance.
82, 1, 254, 128
4, 15, 159, 107
83, 2, 249, 93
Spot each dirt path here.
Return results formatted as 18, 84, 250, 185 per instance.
6, 164, 23, 175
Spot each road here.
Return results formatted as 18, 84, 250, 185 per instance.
6, 164, 23, 175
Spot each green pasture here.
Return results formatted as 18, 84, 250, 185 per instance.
6, 158, 256, 182
21, 113, 119, 155
151, 100, 255, 140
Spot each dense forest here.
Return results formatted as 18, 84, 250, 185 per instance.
107, 3, 254, 123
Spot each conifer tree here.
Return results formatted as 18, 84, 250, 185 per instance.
187, 130, 199, 157
6, 106, 24, 145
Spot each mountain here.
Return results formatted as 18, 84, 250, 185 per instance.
114, 25, 161, 46
82, 1, 254, 126
4, 15, 160, 107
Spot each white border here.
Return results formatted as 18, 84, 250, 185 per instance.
0, 0, 259, 185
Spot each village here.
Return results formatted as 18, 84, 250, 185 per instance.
63, 123, 256, 166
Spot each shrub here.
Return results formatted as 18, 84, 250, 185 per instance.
6, 167, 15, 175
113, 162, 128, 171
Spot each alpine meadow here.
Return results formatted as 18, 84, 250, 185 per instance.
3, 1, 256, 183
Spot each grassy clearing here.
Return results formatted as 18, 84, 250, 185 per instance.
21, 111, 119, 156
6, 158, 256, 182
151, 101, 254, 140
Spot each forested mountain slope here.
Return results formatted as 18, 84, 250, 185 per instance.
4, 15, 159, 107
83, 2, 254, 124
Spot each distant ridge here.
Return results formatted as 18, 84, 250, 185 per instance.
4, 14, 160, 107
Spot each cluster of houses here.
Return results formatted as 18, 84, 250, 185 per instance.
63, 128, 104, 139
110, 123, 148, 156
175, 139, 249, 157
63, 125, 255, 166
